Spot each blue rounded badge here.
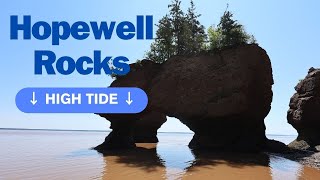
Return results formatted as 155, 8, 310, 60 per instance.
16, 87, 148, 113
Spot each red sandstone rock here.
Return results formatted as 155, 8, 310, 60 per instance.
288, 67, 320, 151
95, 44, 280, 152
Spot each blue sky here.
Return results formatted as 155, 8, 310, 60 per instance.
1, 0, 319, 135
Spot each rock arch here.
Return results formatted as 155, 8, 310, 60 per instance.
95, 44, 285, 152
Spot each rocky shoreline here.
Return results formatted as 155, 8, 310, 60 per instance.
271, 151, 320, 170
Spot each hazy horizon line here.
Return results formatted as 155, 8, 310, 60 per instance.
0, 127, 297, 136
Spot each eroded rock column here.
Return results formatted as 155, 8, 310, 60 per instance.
94, 117, 138, 151
133, 112, 167, 143
287, 67, 320, 151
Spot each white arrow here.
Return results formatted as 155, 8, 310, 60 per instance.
126, 92, 133, 105
30, 92, 37, 105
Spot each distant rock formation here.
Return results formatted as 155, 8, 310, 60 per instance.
95, 44, 286, 152
288, 67, 320, 151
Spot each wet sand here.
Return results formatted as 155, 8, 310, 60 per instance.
0, 130, 319, 179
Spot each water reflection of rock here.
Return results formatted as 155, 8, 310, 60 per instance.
98, 143, 280, 180
183, 150, 272, 179
190, 150, 271, 167
100, 143, 166, 179
97, 141, 320, 180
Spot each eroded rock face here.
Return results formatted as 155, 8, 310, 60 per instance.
95, 61, 163, 151
96, 44, 278, 152
288, 68, 320, 151
133, 112, 167, 143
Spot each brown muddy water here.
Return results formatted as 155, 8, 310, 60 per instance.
0, 130, 319, 180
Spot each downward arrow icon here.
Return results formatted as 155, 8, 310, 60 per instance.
126, 92, 133, 105
30, 92, 37, 105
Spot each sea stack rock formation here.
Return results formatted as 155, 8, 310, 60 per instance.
95, 44, 281, 152
288, 67, 320, 151
95, 61, 164, 151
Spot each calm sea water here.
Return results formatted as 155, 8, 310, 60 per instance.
0, 129, 319, 180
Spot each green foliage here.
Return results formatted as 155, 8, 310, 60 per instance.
185, 0, 207, 55
208, 10, 256, 50
169, 0, 186, 55
207, 26, 223, 50
135, 59, 144, 67
145, 2, 256, 63
145, 15, 174, 63
145, 0, 206, 63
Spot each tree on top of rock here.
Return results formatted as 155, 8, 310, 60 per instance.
145, 15, 174, 63
169, 0, 186, 56
145, 2, 256, 63
208, 8, 256, 50
145, 0, 206, 63
185, 0, 207, 55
